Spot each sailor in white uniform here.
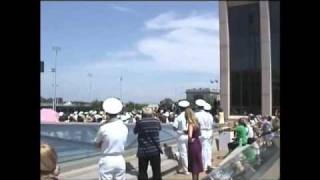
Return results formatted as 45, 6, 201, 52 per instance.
172, 100, 190, 174
95, 98, 128, 180
195, 99, 215, 171
203, 103, 219, 169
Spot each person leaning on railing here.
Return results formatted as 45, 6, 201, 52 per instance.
40, 144, 60, 180
227, 118, 248, 153
272, 114, 280, 133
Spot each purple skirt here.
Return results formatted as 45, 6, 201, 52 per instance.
188, 138, 203, 173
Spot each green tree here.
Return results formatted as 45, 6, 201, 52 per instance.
90, 100, 103, 111
159, 98, 174, 111
124, 102, 147, 112
125, 101, 135, 112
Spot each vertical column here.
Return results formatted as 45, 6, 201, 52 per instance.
260, 1, 272, 116
219, 1, 230, 120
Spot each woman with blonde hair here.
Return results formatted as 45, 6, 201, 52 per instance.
185, 108, 203, 180
41, 144, 60, 180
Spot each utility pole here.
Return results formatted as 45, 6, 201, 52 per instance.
52, 46, 61, 111
120, 73, 123, 101
88, 73, 93, 102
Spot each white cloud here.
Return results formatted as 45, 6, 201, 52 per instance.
90, 11, 220, 74
111, 5, 137, 14
105, 50, 139, 60
137, 11, 220, 73
42, 9, 220, 103
145, 11, 219, 31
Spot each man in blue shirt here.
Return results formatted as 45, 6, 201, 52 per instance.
134, 107, 162, 180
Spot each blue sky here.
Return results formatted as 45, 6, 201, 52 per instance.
41, 1, 219, 104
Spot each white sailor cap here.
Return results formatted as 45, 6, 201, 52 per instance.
58, 112, 64, 116
195, 99, 207, 107
102, 97, 123, 114
79, 111, 84, 115
178, 100, 190, 108
74, 111, 78, 114
203, 103, 212, 111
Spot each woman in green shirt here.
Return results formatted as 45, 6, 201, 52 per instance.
228, 118, 249, 152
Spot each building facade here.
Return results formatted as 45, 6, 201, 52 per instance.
219, 1, 280, 120
186, 88, 220, 105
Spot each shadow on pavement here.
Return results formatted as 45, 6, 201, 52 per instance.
126, 162, 138, 177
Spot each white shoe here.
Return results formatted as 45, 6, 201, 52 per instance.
182, 172, 190, 175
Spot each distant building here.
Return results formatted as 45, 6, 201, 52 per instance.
41, 97, 64, 105
40, 97, 91, 113
186, 88, 220, 105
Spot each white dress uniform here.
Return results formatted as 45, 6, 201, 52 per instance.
95, 97, 128, 180
173, 111, 188, 173
95, 118, 128, 180
196, 109, 214, 170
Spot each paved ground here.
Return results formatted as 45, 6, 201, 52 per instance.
60, 139, 225, 180
59, 132, 279, 180
60, 150, 226, 180
163, 149, 226, 179
259, 158, 279, 180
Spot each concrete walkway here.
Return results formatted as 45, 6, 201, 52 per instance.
60, 150, 225, 180
163, 149, 226, 179
60, 145, 180, 180
59, 134, 279, 180
60, 136, 225, 180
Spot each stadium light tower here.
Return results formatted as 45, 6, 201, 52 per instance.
52, 46, 61, 111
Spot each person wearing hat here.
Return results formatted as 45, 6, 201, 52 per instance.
168, 112, 175, 124
172, 100, 190, 175
73, 112, 78, 122
84, 113, 93, 123
77, 112, 84, 122
58, 112, 64, 122
95, 98, 128, 180
203, 103, 218, 166
134, 106, 162, 180
195, 99, 215, 172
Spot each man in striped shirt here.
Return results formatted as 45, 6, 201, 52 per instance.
134, 107, 162, 180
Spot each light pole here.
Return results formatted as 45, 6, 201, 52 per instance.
120, 74, 123, 101
50, 68, 55, 109
52, 46, 61, 111
88, 73, 93, 102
